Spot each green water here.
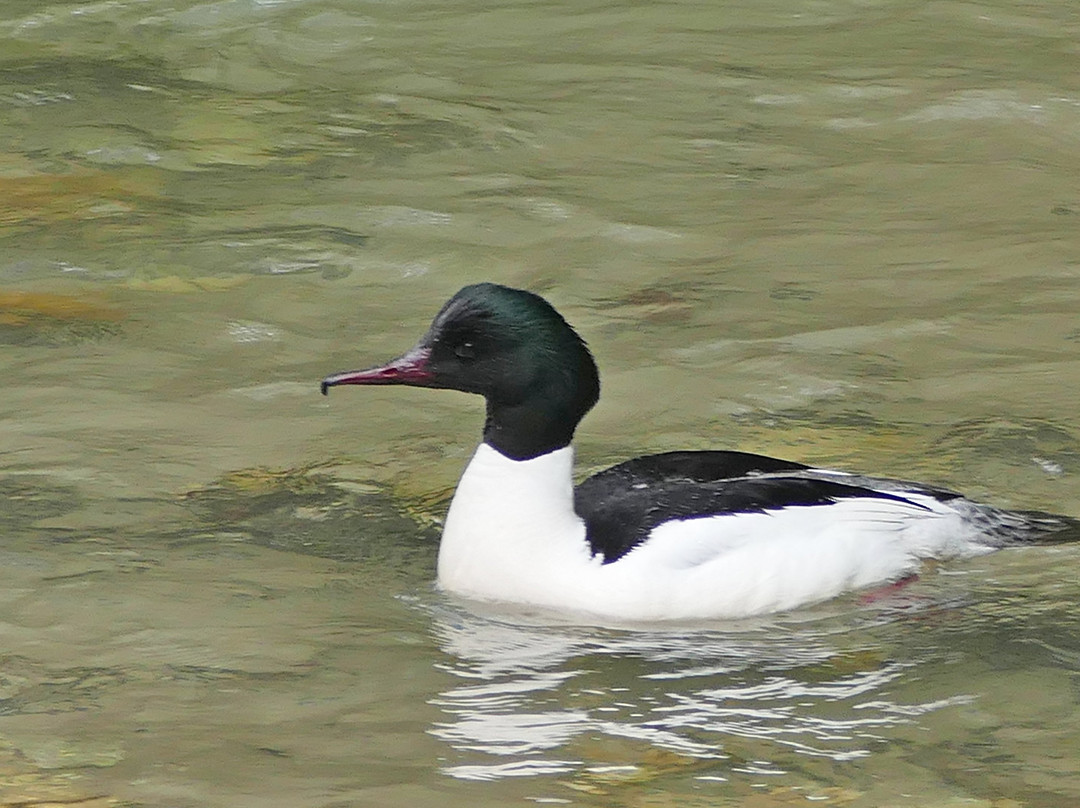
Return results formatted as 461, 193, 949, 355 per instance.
1, 0, 1080, 805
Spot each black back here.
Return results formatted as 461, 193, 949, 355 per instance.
574, 450, 944, 563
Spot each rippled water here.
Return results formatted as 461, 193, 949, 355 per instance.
2, 0, 1080, 805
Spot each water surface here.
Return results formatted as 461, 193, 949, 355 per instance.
1, 0, 1080, 805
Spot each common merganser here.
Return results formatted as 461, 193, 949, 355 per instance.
321, 283, 1077, 621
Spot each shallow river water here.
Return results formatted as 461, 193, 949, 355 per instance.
2, 0, 1080, 806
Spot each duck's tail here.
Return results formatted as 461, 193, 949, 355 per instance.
960, 502, 1080, 548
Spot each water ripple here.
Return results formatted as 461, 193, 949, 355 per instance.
424, 605, 964, 783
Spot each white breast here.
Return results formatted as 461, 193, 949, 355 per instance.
438, 444, 597, 606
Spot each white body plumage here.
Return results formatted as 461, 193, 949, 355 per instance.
438, 444, 996, 621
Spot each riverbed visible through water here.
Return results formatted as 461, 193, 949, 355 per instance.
2, 1, 1080, 805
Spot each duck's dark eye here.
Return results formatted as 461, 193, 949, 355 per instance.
455, 341, 476, 360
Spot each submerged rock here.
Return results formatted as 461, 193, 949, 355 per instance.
182, 462, 440, 570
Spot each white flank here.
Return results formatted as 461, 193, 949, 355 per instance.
438, 444, 999, 621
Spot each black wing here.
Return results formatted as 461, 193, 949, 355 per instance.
573, 450, 949, 564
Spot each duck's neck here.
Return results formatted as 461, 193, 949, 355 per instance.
437, 442, 592, 603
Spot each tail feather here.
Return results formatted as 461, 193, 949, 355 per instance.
960, 503, 1080, 547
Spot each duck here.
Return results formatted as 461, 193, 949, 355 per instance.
321, 282, 1077, 621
